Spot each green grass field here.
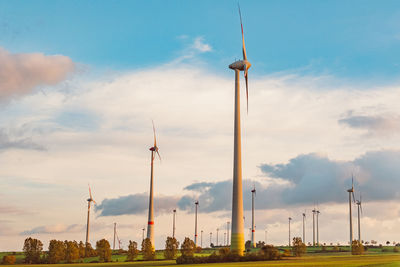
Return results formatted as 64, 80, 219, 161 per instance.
2, 247, 400, 267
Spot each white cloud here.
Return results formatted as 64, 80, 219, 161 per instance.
2, 57, 400, 250
0, 47, 75, 100
192, 37, 212, 52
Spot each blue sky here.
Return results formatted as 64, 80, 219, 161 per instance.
2, 0, 400, 80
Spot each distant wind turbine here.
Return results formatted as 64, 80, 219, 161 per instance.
312, 208, 316, 246
229, 4, 251, 256
194, 201, 199, 247
347, 175, 356, 249
302, 211, 306, 244
85, 184, 96, 255
172, 209, 176, 238
251, 186, 256, 248
316, 210, 320, 246
356, 193, 363, 243
146, 121, 161, 250
288, 217, 292, 247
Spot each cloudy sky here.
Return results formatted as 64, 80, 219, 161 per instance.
2, 0, 400, 251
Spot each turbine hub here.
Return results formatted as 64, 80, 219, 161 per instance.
229, 60, 251, 71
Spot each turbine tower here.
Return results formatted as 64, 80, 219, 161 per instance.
316, 210, 320, 246
251, 186, 256, 248
288, 217, 292, 247
194, 201, 199, 247
302, 211, 306, 244
146, 121, 161, 250
347, 175, 356, 249
113, 223, 116, 250
172, 209, 176, 238
356, 194, 363, 243
85, 184, 96, 254
312, 208, 316, 246
229, 5, 251, 256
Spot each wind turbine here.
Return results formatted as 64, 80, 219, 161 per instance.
113, 223, 116, 250
356, 193, 363, 243
302, 211, 306, 244
85, 184, 96, 254
229, 4, 251, 256
288, 217, 292, 247
172, 209, 176, 239
146, 121, 161, 250
194, 201, 199, 247
316, 210, 320, 246
347, 175, 356, 249
312, 208, 316, 246
251, 186, 256, 248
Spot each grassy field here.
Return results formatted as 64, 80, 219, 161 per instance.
2, 247, 400, 267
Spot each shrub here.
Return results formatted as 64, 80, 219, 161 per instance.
351, 240, 364, 255
164, 237, 179, 260
96, 239, 111, 262
332, 246, 339, 252
282, 249, 291, 257
126, 240, 139, 261
176, 244, 281, 264
141, 238, 155, 261
259, 245, 281, 260
292, 237, 306, 257
2, 255, 16, 265
394, 247, 399, 253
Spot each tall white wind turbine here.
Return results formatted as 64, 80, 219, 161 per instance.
229, 4, 251, 256
146, 121, 161, 250
347, 175, 356, 249
85, 184, 96, 255
251, 186, 256, 248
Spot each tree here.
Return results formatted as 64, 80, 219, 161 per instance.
141, 238, 155, 261
244, 240, 251, 249
96, 239, 111, 262
64, 241, 79, 263
127, 241, 139, 261
180, 237, 195, 258
292, 237, 306, 257
85, 242, 97, 257
256, 241, 265, 248
48, 240, 66, 264
351, 240, 364, 255
78, 241, 85, 258
23, 237, 43, 264
164, 237, 179, 260
386, 241, 391, 245
2, 255, 16, 265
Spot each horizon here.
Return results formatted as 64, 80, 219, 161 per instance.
2, 0, 400, 252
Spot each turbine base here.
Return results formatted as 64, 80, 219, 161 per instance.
230, 233, 245, 256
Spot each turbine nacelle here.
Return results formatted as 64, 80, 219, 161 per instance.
229, 60, 251, 71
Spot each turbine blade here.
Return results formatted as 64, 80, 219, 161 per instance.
152, 120, 157, 147
156, 150, 161, 161
244, 70, 249, 114
238, 4, 247, 61
88, 184, 93, 199
352, 191, 356, 203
